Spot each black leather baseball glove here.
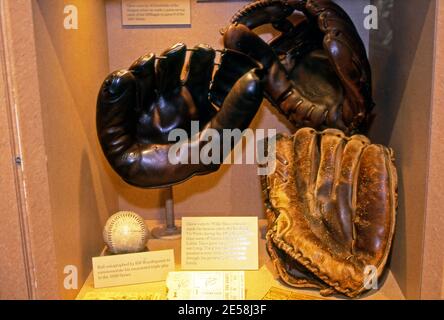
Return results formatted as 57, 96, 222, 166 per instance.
97, 43, 263, 188
222, 0, 374, 134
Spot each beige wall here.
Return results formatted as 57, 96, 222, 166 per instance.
32, 0, 118, 299
422, 0, 444, 300
369, 0, 436, 299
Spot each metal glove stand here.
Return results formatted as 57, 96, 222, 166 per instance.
151, 186, 181, 240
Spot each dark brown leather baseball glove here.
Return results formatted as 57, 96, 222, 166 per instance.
262, 128, 397, 298
97, 43, 263, 188
222, 0, 374, 134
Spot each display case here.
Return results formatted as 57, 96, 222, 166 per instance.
0, 0, 443, 300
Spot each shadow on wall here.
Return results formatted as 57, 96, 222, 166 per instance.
369, 0, 432, 144
116, 158, 232, 220
78, 152, 102, 289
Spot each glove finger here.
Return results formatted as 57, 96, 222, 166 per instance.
183, 44, 217, 122
129, 53, 156, 110
223, 23, 292, 103
224, 23, 277, 70
155, 43, 187, 94
322, 35, 369, 121
184, 44, 215, 102
308, 0, 367, 58
333, 133, 370, 248
313, 129, 351, 244
97, 69, 138, 161
210, 49, 260, 108
292, 128, 319, 196
320, 15, 367, 60
306, 0, 373, 124
212, 68, 263, 132
354, 144, 397, 266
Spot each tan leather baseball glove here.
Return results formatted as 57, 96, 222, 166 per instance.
262, 128, 397, 298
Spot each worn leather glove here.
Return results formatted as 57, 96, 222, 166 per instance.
262, 128, 397, 298
97, 43, 263, 188
222, 0, 374, 134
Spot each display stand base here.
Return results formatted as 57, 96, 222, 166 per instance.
151, 226, 181, 240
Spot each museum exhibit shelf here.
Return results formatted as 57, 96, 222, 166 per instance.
76, 220, 404, 300
0, 0, 443, 299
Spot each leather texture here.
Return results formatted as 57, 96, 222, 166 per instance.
223, 0, 374, 134
262, 128, 397, 298
97, 43, 263, 188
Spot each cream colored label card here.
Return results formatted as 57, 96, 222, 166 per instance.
181, 217, 259, 270
82, 291, 165, 300
262, 287, 329, 300
166, 271, 245, 300
122, 0, 191, 26
92, 249, 174, 288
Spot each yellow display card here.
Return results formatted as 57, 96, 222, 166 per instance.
181, 217, 259, 270
92, 249, 174, 288
122, 0, 191, 26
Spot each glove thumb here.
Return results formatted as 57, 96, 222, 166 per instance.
223, 24, 277, 69
223, 24, 292, 103
212, 68, 264, 131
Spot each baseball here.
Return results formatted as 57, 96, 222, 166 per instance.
103, 211, 149, 254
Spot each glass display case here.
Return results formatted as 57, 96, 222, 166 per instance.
0, 0, 442, 300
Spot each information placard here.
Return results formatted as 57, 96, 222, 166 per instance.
92, 249, 175, 288
181, 217, 258, 270
122, 0, 191, 26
